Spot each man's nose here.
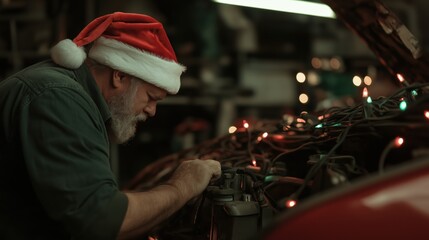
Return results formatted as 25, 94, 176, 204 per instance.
144, 102, 157, 117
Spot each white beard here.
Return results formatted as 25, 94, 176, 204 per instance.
108, 79, 147, 144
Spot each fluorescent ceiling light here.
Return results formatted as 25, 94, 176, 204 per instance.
213, 0, 336, 19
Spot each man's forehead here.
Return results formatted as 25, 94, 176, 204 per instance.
139, 80, 168, 98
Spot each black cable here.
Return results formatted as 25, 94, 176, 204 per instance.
289, 119, 364, 200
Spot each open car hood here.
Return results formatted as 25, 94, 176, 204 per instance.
322, 0, 429, 84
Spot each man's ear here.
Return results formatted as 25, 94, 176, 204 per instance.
112, 70, 132, 89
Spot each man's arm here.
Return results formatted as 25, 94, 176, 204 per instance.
117, 159, 221, 239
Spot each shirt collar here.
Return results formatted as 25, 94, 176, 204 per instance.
73, 64, 112, 123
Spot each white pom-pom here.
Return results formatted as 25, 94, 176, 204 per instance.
50, 39, 87, 69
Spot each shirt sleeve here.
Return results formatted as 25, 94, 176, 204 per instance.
19, 85, 128, 240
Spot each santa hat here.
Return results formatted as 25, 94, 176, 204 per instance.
50, 12, 185, 94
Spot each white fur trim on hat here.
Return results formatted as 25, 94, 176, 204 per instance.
50, 39, 87, 69
89, 37, 186, 94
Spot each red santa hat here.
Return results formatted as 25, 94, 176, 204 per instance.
50, 12, 185, 94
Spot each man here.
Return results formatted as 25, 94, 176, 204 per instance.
0, 12, 221, 239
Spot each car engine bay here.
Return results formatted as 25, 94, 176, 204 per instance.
123, 0, 429, 239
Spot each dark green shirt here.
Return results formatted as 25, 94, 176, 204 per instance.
0, 61, 128, 240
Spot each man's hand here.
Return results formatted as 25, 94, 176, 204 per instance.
119, 159, 221, 238
166, 159, 221, 200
